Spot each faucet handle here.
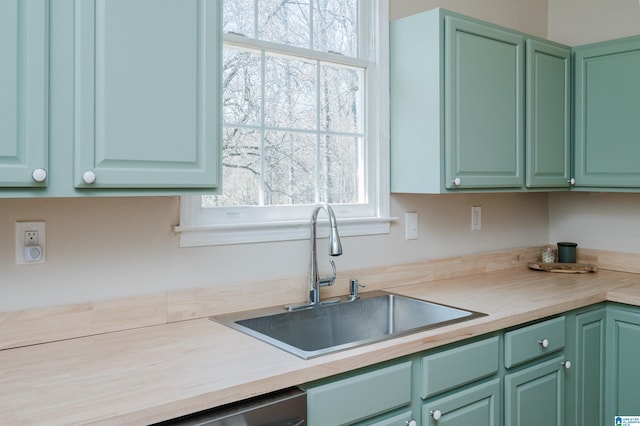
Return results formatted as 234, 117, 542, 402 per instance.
318, 259, 337, 287
349, 279, 365, 300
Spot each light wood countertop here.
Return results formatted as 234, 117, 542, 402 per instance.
2, 267, 640, 425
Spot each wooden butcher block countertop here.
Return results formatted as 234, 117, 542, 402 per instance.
2, 267, 640, 425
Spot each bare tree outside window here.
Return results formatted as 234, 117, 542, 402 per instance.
204, 0, 364, 208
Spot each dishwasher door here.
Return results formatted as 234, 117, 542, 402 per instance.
156, 387, 306, 426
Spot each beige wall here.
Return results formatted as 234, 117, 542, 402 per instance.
390, 0, 548, 37
548, 0, 640, 45
0, 192, 549, 311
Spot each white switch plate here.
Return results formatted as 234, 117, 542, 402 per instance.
405, 212, 419, 240
15, 221, 46, 265
471, 206, 482, 231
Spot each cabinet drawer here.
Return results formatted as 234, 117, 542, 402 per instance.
306, 361, 412, 426
420, 336, 499, 399
505, 316, 565, 368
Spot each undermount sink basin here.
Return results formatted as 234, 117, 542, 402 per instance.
212, 291, 485, 359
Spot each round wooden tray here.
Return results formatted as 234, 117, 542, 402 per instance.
528, 262, 598, 273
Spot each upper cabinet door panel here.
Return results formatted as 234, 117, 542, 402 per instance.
74, 0, 220, 189
525, 40, 571, 188
444, 16, 524, 189
574, 37, 640, 188
0, 0, 48, 187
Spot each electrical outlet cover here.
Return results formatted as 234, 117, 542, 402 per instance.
15, 221, 46, 265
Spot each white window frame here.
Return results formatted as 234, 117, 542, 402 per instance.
176, 0, 392, 247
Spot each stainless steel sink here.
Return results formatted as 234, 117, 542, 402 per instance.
211, 291, 485, 359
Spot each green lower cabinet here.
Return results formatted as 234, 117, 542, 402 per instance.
355, 409, 415, 426
422, 378, 501, 426
504, 356, 566, 426
304, 361, 412, 426
605, 304, 640, 421
565, 307, 606, 426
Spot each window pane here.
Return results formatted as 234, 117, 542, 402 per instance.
319, 135, 364, 204
263, 131, 316, 205
320, 64, 363, 133
223, 0, 255, 36
223, 47, 261, 126
313, 0, 359, 56
258, 0, 310, 48
264, 54, 317, 130
209, 128, 262, 206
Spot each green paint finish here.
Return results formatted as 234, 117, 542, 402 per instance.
504, 356, 565, 426
565, 308, 606, 426
305, 361, 412, 426
444, 17, 524, 189
0, 0, 49, 187
505, 316, 565, 369
73, 0, 221, 189
420, 336, 499, 399
422, 378, 501, 426
574, 36, 640, 189
356, 409, 413, 426
605, 305, 640, 420
525, 39, 571, 188
391, 9, 570, 193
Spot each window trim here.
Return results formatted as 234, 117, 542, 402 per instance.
176, 0, 391, 247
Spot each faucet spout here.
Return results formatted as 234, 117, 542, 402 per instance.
309, 204, 342, 304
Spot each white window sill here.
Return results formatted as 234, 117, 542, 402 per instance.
174, 216, 396, 247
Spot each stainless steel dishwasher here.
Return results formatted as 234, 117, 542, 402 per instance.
155, 387, 306, 426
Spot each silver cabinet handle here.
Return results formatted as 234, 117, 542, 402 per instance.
430, 409, 442, 421
452, 177, 461, 186
562, 360, 572, 369
568, 178, 576, 185
538, 338, 549, 348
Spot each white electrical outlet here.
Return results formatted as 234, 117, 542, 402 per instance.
15, 221, 46, 265
405, 212, 419, 240
471, 206, 482, 231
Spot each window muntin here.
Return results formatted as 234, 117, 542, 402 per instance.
177, 0, 389, 246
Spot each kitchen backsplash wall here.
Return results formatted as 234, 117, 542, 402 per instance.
0, 193, 548, 311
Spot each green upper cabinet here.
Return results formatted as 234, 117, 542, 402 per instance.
573, 36, 640, 190
443, 16, 524, 190
73, 0, 221, 189
525, 40, 571, 189
1, 0, 221, 197
390, 8, 570, 193
0, 0, 49, 188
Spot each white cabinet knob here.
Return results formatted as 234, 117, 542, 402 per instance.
31, 168, 47, 183
82, 170, 97, 184
430, 409, 442, 421
452, 177, 462, 186
568, 178, 576, 185
562, 360, 572, 369
406, 420, 417, 426
538, 338, 549, 348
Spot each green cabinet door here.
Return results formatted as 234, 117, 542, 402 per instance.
574, 36, 640, 189
0, 0, 48, 187
566, 308, 606, 426
444, 16, 524, 190
422, 378, 501, 426
605, 305, 640, 421
525, 40, 571, 189
73, 0, 221, 189
504, 356, 565, 426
